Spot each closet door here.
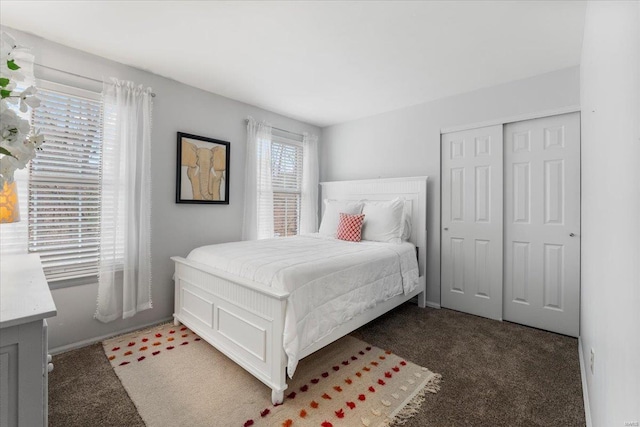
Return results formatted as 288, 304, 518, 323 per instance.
441, 125, 503, 320
504, 113, 580, 337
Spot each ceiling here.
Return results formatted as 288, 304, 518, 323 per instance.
0, 1, 586, 127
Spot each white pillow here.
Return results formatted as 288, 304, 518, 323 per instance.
361, 198, 405, 244
318, 200, 364, 236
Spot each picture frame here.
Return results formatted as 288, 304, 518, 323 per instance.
176, 132, 230, 204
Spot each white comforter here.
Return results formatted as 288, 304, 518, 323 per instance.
187, 233, 419, 376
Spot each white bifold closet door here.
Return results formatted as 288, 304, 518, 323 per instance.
441, 113, 580, 337
503, 113, 580, 337
441, 125, 503, 320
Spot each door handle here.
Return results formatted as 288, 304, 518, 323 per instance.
444, 227, 449, 231
569, 233, 575, 237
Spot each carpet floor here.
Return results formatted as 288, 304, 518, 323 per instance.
49, 305, 585, 426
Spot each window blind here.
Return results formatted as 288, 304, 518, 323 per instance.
271, 138, 303, 237
28, 87, 103, 281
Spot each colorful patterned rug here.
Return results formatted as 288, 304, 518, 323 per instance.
103, 322, 441, 426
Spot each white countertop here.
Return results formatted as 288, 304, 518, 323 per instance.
0, 254, 57, 329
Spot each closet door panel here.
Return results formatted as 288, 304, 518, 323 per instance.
504, 113, 580, 337
441, 125, 503, 320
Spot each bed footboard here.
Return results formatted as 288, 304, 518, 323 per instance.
172, 256, 289, 404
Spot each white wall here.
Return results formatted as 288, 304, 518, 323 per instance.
1, 26, 321, 351
580, 2, 640, 426
321, 67, 580, 305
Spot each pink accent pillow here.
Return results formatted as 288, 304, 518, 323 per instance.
336, 213, 365, 242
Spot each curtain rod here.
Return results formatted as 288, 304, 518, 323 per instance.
34, 63, 157, 97
244, 118, 304, 138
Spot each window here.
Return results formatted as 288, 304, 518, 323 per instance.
246, 119, 317, 240
271, 135, 303, 237
27, 83, 104, 282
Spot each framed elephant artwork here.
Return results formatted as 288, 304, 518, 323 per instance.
176, 132, 230, 204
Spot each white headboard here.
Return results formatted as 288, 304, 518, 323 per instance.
319, 176, 428, 278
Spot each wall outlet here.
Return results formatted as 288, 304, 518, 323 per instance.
590, 348, 595, 374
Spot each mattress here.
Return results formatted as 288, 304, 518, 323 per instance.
187, 233, 419, 376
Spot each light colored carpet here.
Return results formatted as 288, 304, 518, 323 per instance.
103, 323, 441, 427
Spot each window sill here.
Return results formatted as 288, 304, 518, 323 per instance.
47, 267, 124, 290
48, 275, 98, 290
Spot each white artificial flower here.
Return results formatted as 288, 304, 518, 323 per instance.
0, 37, 26, 82
0, 106, 31, 149
0, 104, 18, 121
9, 153, 27, 168
19, 114, 30, 130
20, 85, 37, 96
18, 86, 40, 112
1, 30, 41, 184
17, 116, 30, 135
28, 130, 45, 148
1, 109, 32, 137
0, 35, 17, 74
0, 32, 17, 56
0, 155, 19, 182
19, 86, 40, 113
0, 105, 17, 123
0, 126, 15, 143
0, 108, 21, 141
11, 144, 35, 167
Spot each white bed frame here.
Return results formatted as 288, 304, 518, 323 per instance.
171, 176, 428, 404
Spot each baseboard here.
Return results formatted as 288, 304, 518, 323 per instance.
426, 301, 441, 309
578, 337, 593, 427
49, 316, 173, 355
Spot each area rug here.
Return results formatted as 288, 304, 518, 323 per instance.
103, 322, 441, 426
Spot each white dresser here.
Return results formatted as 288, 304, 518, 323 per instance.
0, 254, 57, 427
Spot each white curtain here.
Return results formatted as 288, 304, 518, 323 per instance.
95, 78, 153, 323
242, 117, 274, 240
300, 133, 319, 234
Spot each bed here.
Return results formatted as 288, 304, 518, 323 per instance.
171, 176, 428, 404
